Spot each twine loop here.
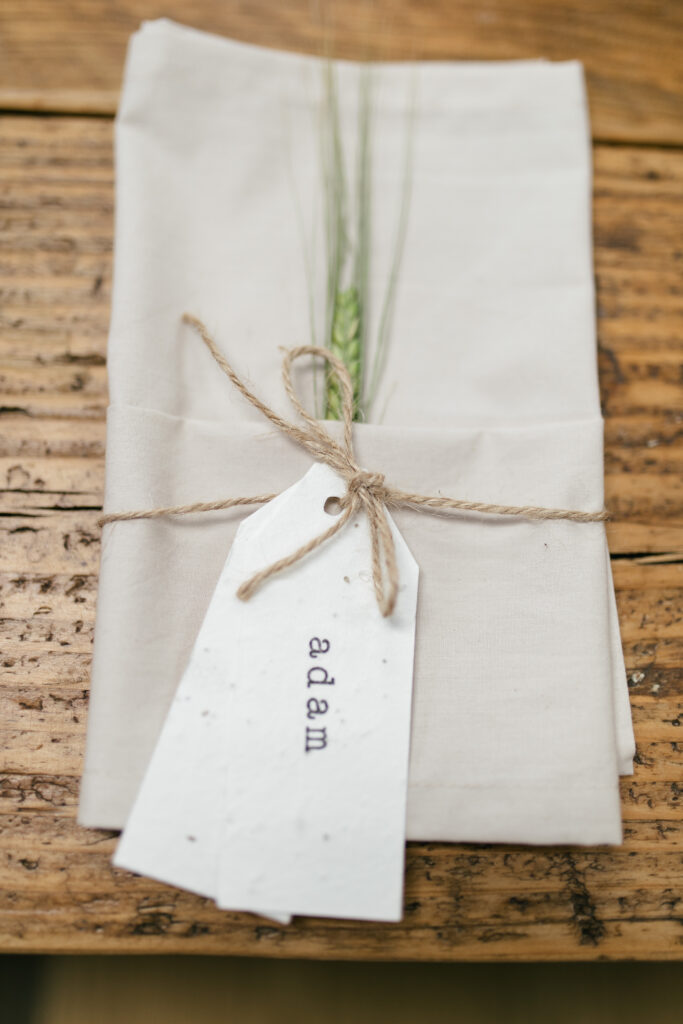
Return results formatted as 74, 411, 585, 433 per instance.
99, 314, 609, 617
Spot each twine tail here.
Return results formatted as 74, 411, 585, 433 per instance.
363, 492, 400, 618
98, 494, 276, 528
236, 499, 356, 603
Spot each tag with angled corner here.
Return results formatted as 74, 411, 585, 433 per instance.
115, 462, 419, 923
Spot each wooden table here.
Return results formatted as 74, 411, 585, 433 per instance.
1, 1, 682, 960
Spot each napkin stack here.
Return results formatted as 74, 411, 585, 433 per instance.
79, 19, 634, 845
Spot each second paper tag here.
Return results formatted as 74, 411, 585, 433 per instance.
116, 462, 419, 922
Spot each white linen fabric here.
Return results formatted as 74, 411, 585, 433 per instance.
79, 18, 634, 844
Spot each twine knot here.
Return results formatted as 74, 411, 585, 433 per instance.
99, 314, 609, 617
345, 470, 388, 506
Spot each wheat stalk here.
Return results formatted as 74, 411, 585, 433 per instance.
321, 65, 368, 422
319, 63, 412, 423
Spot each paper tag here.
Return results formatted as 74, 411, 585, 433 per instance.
115, 463, 418, 922
113, 497, 292, 923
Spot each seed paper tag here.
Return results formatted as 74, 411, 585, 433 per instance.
115, 463, 418, 923
214, 463, 419, 921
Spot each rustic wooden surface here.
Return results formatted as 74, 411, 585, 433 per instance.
1, 0, 683, 145
0, 1, 682, 960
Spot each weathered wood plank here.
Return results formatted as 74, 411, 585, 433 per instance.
0, 813, 681, 957
1, 829, 682, 914
0, 419, 106, 460
0, 1, 682, 144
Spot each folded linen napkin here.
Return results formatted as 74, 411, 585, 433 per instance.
79, 18, 634, 845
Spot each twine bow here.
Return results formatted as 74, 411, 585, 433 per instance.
99, 314, 608, 617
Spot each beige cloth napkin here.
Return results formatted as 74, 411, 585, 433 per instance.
79, 18, 634, 844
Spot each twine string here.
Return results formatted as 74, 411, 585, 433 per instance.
99, 314, 608, 617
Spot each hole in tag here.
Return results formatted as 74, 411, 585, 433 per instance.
324, 496, 343, 516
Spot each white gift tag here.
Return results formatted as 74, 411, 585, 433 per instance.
214, 464, 419, 921
115, 463, 418, 923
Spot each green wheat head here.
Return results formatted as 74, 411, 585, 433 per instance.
325, 286, 362, 420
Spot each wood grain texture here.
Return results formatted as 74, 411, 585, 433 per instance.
0, 1, 682, 958
1, 112, 682, 958
0, 1, 682, 144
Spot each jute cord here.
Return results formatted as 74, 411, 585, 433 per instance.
99, 314, 608, 617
